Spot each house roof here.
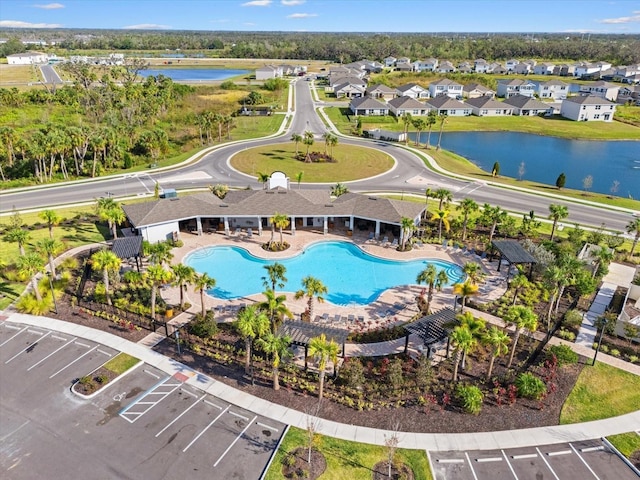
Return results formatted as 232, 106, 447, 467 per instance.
426, 96, 467, 109
463, 83, 493, 93
498, 79, 534, 87
350, 96, 388, 110
539, 79, 568, 87
334, 82, 366, 93
503, 94, 551, 110
8, 51, 46, 57
588, 80, 619, 89
464, 96, 509, 109
366, 84, 396, 94
563, 95, 615, 106
387, 96, 426, 109
397, 83, 425, 93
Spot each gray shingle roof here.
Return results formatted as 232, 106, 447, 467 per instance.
464, 96, 508, 109
426, 96, 467, 109
350, 96, 388, 110
387, 96, 426, 109
563, 95, 615, 106
503, 94, 551, 110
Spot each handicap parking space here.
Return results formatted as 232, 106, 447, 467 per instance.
430, 439, 638, 480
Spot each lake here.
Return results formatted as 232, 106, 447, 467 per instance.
138, 68, 249, 82
415, 131, 640, 198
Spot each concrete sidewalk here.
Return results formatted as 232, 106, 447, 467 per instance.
4, 312, 639, 452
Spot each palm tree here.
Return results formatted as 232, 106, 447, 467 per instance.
459, 198, 478, 242
90, 249, 121, 306
400, 217, 415, 250
308, 333, 340, 400
4, 228, 31, 256
171, 264, 195, 311
17, 253, 45, 302
457, 311, 485, 369
430, 209, 450, 242
416, 264, 449, 315
35, 238, 63, 279
626, 217, 640, 257
259, 289, 293, 333
303, 130, 314, 162
257, 171, 270, 189
401, 113, 412, 145
425, 110, 437, 149
322, 131, 332, 155
543, 265, 564, 328
548, 204, 569, 241
509, 272, 530, 306
271, 212, 290, 246
295, 171, 304, 190
262, 262, 287, 292
235, 305, 270, 374
295, 276, 328, 321
481, 204, 508, 247
327, 133, 338, 158
434, 188, 452, 210
194, 272, 216, 318
291, 133, 303, 156
435, 113, 448, 150
453, 281, 479, 312
484, 326, 510, 379
145, 241, 174, 266
330, 182, 349, 197
423, 188, 433, 221
462, 261, 485, 286
412, 118, 427, 146
505, 305, 538, 368
450, 325, 474, 382
145, 264, 173, 321
39, 209, 61, 239
256, 333, 291, 390
591, 246, 613, 279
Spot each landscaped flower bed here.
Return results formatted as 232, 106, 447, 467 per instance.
72, 352, 141, 397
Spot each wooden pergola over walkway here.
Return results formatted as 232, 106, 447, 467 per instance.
403, 308, 459, 358
278, 320, 349, 370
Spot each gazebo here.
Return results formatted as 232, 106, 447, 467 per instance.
492, 239, 537, 280
278, 320, 349, 371
111, 236, 144, 272
403, 308, 459, 358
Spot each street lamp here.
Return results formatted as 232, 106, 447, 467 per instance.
174, 329, 181, 355
47, 271, 58, 315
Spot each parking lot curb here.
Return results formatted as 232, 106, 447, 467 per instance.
70, 360, 144, 400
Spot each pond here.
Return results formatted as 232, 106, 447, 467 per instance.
138, 68, 249, 82
416, 131, 640, 198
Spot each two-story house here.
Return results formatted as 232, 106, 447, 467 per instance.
505, 59, 520, 72
537, 80, 569, 100
428, 79, 464, 99
579, 81, 620, 101
425, 96, 471, 116
574, 63, 601, 78
560, 95, 616, 121
497, 79, 536, 98
533, 63, 555, 75
435, 61, 456, 73
384, 56, 397, 68
414, 58, 438, 72
474, 59, 490, 73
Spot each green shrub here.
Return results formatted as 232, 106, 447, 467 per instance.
629, 355, 639, 363
557, 329, 576, 341
547, 344, 578, 366
600, 345, 609, 354
515, 372, 546, 400
95, 374, 109, 384
610, 349, 620, 357
456, 384, 483, 415
189, 312, 218, 338
563, 309, 584, 328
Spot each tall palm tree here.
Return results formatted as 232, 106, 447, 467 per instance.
435, 112, 448, 150
434, 188, 452, 210
235, 305, 270, 374
484, 326, 510, 379
400, 217, 415, 250
509, 272, 530, 306
548, 204, 569, 241
262, 262, 287, 292
416, 264, 448, 315
257, 171, 270, 189
308, 333, 340, 400
505, 305, 538, 368
543, 265, 564, 328
290, 133, 303, 156
626, 217, 640, 257
430, 209, 450, 242
459, 198, 478, 242
259, 289, 293, 333
17, 253, 45, 302
457, 311, 485, 369
271, 212, 290, 246
450, 325, 474, 382
327, 133, 338, 158
35, 238, 63, 279
295, 276, 328, 321
256, 333, 292, 391
453, 281, 479, 312
171, 264, 196, 311
462, 261, 485, 286
194, 272, 216, 318
4, 228, 31, 256
591, 246, 613, 279
412, 118, 427, 146
401, 112, 412, 145
90, 249, 121, 306
425, 110, 437, 149
303, 130, 314, 162
481, 204, 508, 246
423, 188, 433, 221
322, 131, 332, 155
295, 171, 304, 190
39, 209, 61, 239
145, 264, 173, 320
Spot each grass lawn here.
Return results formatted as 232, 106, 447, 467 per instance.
560, 362, 640, 424
103, 353, 140, 374
265, 426, 432, 480
0, 65, 42, 85
607, 432, 640, 458
229, 142, 394, 183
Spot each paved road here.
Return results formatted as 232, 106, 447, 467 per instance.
0, 79, 636, 233
39, 64, 63, 85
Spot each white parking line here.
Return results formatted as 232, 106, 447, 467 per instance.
74, 341, 90, 348
228, 410, 249, 421
512, 453, 537, 460
213, 415, 257, 467
51, 334, 67, 341
547, 449, 572, 456
49, 346, 97, 378
183, 405, 230, 452
155, 394, 207, 438
27, 329, 45, 335
97, 348, 112, 357
204, 399, 222, 409
27, 337, 77, 371
581, 446, 604, 453
437, 459, 465, 464
256, 422, 279, 432
5, 332, 51, 364
501, 450, 519, 479
144, 369, 160, 379
569, 443, 601, 479
180, 388, 197, 399
476, 457, 502, 463
536, 447, 560, 480
0, 326, 29, 347
119, 380, 180, 423
464, 452, 479, 480
3, 324, 21, 331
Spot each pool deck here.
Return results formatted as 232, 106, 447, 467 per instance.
160, 228, 511, 337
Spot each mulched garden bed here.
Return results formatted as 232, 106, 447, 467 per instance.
72, 366, 119, 396
372, 461, 414, 480
282, 448, 326, 480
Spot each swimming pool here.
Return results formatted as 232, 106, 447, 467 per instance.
184, 241, 464, 306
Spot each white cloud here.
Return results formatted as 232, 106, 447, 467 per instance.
241, 0, 272, 6
281, 0, 305, 5
0, 20, 62, 28
123, 23, 171, 30
599, 10, 640, 24
33, 3, 65, 9
287, 12, 317, 18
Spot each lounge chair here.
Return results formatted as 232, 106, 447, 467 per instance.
234, 227, 241, 235
367, 232, 375, 241
333, 314, 342, 324
347, 314, 355, 323
247, 228, 253, 238
390, 238, 398, 248
321, 313, 329, 323
382, 236, 389, 244
357, 315, 365, 323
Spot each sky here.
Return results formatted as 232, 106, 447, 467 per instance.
0, 0, 639, 33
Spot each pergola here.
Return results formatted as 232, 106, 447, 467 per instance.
111, 236, 144, 272
492, 239, 537, 280
403, 308, 459, 358
278, 320, 349, 371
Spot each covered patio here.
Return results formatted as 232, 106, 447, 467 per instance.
403, 308, 459, 358
278, 320, 350, 371
492, 239, 537, 281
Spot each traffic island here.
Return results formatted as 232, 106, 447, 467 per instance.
72, 352, 142, 399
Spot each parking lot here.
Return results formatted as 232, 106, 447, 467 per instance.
0, 320, 285, 480
429, 439, 638, 480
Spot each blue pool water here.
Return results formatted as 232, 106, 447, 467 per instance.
184, 241, 465, 306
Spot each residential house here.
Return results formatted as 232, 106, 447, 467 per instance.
537, 80, 569, 100
346, 59, 383, 74
513, 61, 534, 75
574, 63, 601, 78
464, 96, 513, 117
366, 84, 397, 101
436, 61, 456, 73
387, 96, 429, 117
474, 59, 490, 73
554, 64, 577, 77
497, 79, 536, 98
428, 78, 463, 99
488, 62, 506, 74
414, 58, 438, 72
505, 59, 520, 72
328, 75, 366, 88
384, 56, 397, 68
349, 97, 390, 116
617, 86, 640, 105
256, 65, 283, 80
462, 82, 495, 99
6, 51, 47, 65
397, 83, 430, 99
533, 63, 555, 75
457, 61, 473, 73
560, 95, 616, 121
425, 96, 471, 116
395, 58, 414, 71
333, 82, 366, 98
503, 94, 553, 116
613, 65, 640, 83
579, 80, 620, 101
